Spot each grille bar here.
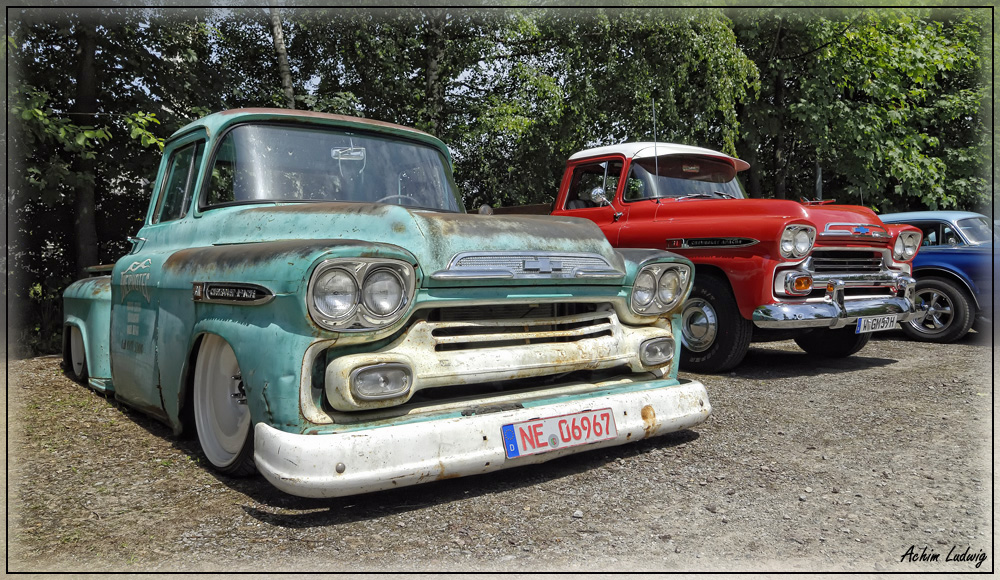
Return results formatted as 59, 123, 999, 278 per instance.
433, 319, 615, 345
810, 250, 884, 273
423, 307, 616, 351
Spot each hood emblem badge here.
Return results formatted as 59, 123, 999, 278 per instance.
524, 258, 563, 274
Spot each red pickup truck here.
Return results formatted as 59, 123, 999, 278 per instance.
504, 142, 923, 372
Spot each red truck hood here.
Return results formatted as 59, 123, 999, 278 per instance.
651, 199, 890, 244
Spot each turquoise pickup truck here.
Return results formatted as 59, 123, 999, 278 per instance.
62, 109, 711, 498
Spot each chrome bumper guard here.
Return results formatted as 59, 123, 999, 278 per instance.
255, 377, 710, 498
753, 273, 917, 329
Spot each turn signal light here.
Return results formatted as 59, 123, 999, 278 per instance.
793, 276, 812, 292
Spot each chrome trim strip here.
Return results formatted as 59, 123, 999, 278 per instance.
819, 222, 890, 239
431, 251, 625, 281
192, 282, 275, 306
665, 237, 759, 249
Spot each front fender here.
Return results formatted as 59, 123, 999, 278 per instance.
63, 276, 113, 388
157, 239, 419, 434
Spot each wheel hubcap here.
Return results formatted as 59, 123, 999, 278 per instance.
681, 298, 718, 352
908, 288, 954, 335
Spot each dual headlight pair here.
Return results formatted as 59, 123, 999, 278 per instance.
307, 258, 415, 331
780, 225, 816, 259
630, 263, 691, 315
893, 231, 921, 261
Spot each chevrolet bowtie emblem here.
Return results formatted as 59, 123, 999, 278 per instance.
524, 258, 563, 273
852, 226, 870, 235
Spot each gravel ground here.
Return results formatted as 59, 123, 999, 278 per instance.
6, 328, 994, 573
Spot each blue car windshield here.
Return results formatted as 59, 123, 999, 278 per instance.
203, 124, 464, 212
957, 217, 995, 245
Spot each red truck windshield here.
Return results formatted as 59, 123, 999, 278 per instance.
624, 155, 746, 201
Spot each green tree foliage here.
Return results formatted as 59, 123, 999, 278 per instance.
6, 7, 990, 356
730, 8, 988, 212
452, 8, 759, 208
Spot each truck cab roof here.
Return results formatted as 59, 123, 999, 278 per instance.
568, 142, 750, 172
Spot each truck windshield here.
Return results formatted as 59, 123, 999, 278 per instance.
203, 124, 464, 212
624, 155, 746, 201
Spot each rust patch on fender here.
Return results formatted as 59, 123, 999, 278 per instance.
641, 405, 657, 438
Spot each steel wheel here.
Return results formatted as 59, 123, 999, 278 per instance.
901, 277, 974, 343
678, 274, 753, 373
681, 298, 718, 353
193, 334, 256, 476
64, 326, 88, 383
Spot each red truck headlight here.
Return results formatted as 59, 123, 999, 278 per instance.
780, 225, 816, 259
893, 231, 921, 260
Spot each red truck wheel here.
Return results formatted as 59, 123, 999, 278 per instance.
679, 274, 752, 373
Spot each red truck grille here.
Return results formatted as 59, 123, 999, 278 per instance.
809, 250, 885, 274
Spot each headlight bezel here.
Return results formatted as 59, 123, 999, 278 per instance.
311, 267, 360, 321
630, 262, 692, 315
779, 224, 817, 260
308, 258, 416, 332
893, 231, 922, 261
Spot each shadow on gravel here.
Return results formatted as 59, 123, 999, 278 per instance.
870, 326, 994, 346
67, 369, 707, 527
732, 347, 897, 380
229, 429, 702, 527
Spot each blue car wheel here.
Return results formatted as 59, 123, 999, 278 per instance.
902, 276, 974, 343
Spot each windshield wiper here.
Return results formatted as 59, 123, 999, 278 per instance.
679, 191, 732, 200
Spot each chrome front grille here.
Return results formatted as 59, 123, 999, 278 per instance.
809, 250, 885, 274
419, 303, 614, 351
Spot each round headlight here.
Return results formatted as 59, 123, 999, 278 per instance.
780, 229, 795, 257
657, 269, 681, 305
362, 269, 405, 316
903, 234, 919, 258
632, 270, 656, 307
313, 268, 358, 319
894, 236, 905, 258
793, 229, 812, 256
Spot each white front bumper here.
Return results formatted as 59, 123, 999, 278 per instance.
255, 378, 711, 498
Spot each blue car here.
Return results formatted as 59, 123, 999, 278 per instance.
879, 211, 995, 342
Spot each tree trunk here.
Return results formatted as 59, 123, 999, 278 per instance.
422, 11, 447, 134
71, 21, 100, 276
735, 102, 762, 199
772, 69, 787, 200
268, 5, 295, 109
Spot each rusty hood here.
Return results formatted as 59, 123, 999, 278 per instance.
221, 203, 625, 283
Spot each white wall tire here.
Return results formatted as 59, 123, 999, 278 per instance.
193, 334, 256, 476
64, 326, 89, 383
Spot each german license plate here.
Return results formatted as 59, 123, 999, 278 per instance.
855, 314, 897, 333
501, 408, 618, 459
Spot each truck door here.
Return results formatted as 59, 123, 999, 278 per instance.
110, 138, 205, 416
552, 158, 627, 245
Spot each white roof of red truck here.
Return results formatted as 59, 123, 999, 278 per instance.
569, 142, 750, 171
